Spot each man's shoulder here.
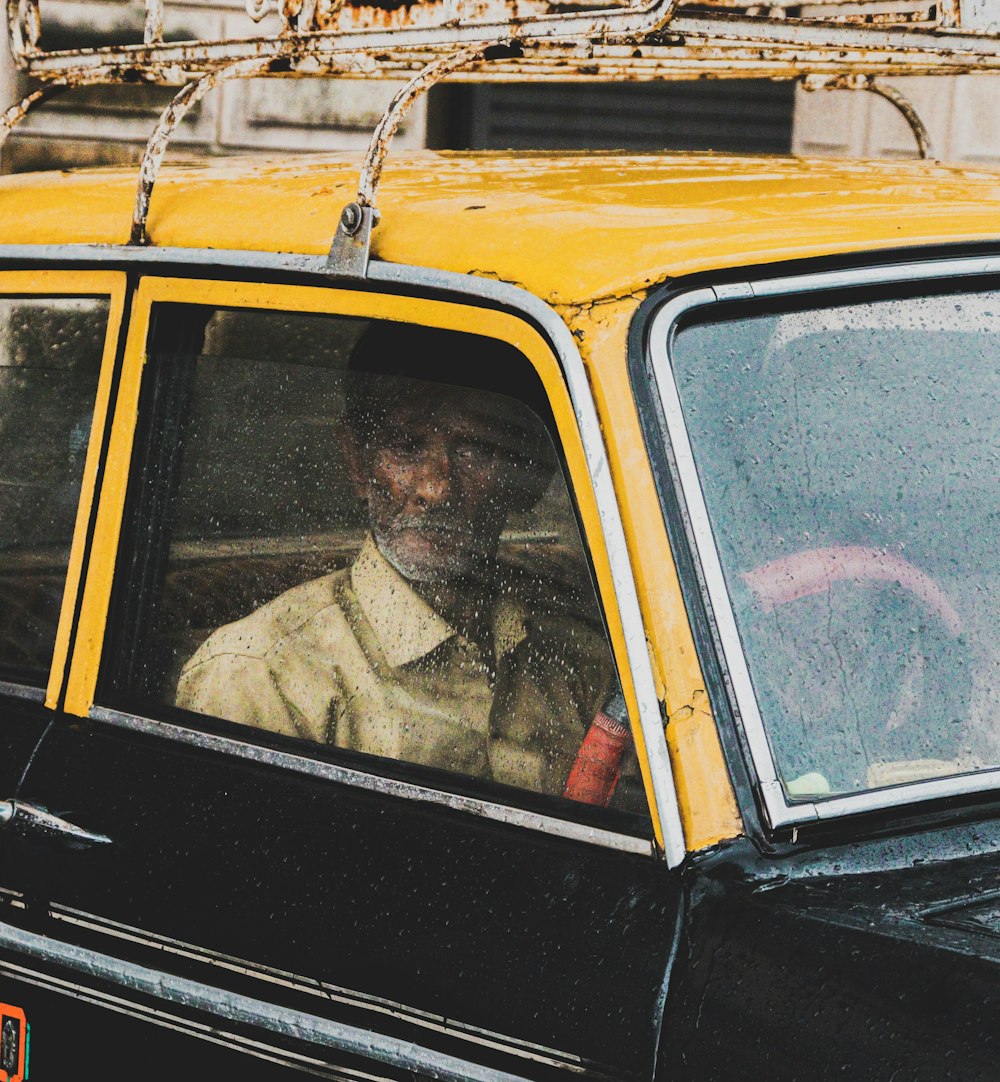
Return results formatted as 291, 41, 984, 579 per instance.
182, 567, 353, 670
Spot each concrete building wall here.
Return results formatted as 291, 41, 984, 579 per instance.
0, 0, 426, 172
792, 77, 1000, 164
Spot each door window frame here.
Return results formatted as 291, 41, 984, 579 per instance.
47, 263, 685, 864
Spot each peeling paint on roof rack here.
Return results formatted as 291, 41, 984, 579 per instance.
9, 0, 1000, 84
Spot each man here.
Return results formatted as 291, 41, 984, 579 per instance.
176, 322, 614, 799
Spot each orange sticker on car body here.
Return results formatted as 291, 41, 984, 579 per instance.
0, 1003, 28, 1082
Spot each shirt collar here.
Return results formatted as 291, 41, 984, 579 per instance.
351, 534, 529, 668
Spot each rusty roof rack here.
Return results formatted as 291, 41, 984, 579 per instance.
10, 0, 1000, 83
4, 0, 1000, 272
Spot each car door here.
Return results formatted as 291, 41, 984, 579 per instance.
7, 268, 685, 1081
0, 270, 126, 1080
0, 269, 125, 870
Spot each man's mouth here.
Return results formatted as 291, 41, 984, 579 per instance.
372, 512, 499, 584
393, 517, 472, 542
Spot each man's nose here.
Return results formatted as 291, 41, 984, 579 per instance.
412, 446, 453, 507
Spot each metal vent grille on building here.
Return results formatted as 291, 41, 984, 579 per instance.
450, 81, 795, 153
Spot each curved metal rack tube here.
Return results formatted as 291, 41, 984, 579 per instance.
801, 72, 936, 159
328, 41, 508, 277
867, 81, 936, 159
357, 40, 505, 208
0, 80, 69, 149
0, 68, 126, 153
130, 57, 274, 246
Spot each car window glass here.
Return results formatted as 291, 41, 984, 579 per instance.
0, 296, 106, 683
117, 306, 648, 817
669, 289, 999, 799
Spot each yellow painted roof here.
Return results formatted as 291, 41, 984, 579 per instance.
3, 151, 1000, 304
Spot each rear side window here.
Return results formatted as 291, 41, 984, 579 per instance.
0, 296, 106, 683
109, 305, 647, 818
667, 288, 999, 802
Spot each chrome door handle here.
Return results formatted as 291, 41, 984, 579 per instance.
0, 799, 112, 848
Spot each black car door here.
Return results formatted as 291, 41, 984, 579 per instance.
9, 271, 684, 1081
0, 271, 128, 1078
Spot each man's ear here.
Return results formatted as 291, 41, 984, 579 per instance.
339, 421, 369, 500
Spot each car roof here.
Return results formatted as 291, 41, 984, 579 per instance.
3, 150, 1000, 303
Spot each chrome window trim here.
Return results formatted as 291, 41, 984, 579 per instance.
0, 918, 533, 1082
0, 243, 684, 864
0, 244, 326, 274
91, 705, 655, 856
647, 254, 1000, 832
0, 680, 45, 703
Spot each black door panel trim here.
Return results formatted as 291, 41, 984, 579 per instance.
45, 900, 605, 1076
0, 958, 371, 1080
0, 918, 534, 1082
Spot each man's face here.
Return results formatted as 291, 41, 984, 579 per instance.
351, 383, 529, 583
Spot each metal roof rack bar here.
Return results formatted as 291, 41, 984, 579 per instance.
15, 35, 1000, 86
326, 40, 512, 277
130, 58, 272, 246
8, 0, 1000, 84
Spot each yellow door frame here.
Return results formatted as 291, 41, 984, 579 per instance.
63, 276, 668, 849
0, 271, 128, 709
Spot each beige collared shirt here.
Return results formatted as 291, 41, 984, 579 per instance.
176, 536, 613, 796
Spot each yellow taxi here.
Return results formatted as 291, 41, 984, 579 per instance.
0, 66, 1000, 1080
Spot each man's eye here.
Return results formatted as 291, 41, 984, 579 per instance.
386, 437, 420, 455
455, 441, 496, 464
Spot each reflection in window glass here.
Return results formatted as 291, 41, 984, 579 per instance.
670, 290, 1000, 797
0, 296, 105, 680
124, 309, 646, 816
